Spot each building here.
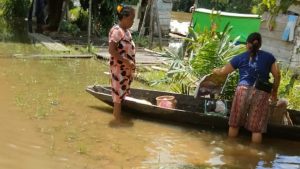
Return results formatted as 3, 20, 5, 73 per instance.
260, 4, 300, 68
135, 0, 173, 36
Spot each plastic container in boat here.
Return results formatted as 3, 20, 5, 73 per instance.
156, 96, 177, 109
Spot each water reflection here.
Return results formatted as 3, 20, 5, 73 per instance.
257, 154, 300, 169
143, 133, 186, 168
140, 130, 300, 169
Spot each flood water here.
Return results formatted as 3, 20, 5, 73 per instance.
1, 43, 300, 169
0, 16, 300, 169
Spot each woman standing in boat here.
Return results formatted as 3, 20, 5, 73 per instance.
108, 4, 136, 123
213, 32, 281, 143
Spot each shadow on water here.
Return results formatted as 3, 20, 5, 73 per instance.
89, 102, 232, 139
88, 105, 135, 128
88, 105, 112, 114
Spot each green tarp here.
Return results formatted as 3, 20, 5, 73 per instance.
192, 8, 261, 42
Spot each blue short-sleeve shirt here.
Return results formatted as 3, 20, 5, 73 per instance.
230, 50, 276, 86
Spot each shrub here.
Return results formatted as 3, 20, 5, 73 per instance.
2, 0, 30, 19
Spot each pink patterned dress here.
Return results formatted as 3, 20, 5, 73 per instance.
108, 25, 136, 103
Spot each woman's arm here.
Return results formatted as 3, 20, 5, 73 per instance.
270, 62, 281, 102
213, 63, 235, 76
109, 41, 121, 58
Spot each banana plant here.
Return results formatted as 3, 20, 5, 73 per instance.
153, 22, 244, 99
189, 23, 244, 76
151, 45, 198, 95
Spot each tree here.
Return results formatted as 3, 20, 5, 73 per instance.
179, 0, 194, 12
80, 0, 123, 36
2, 0, 30, 41
28, 0, 136, 34
3, 0, 30, 19
45, 0, 65, 31
26, 0, 65, 32
173, 0, 194, 12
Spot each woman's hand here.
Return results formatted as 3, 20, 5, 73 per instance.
270, 90, 278, 104
128, 60, 135, 70
124, 59, 135, 69
270, 62, 280, 104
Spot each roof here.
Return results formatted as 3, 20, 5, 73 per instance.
195, 8, 260, 18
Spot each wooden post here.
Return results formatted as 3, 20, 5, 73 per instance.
66, 0, 69, 20
88, 0, 92, 53
139, 0, 151, 37
149, 0, 154, 48
58, 0, 69, 33
154, 0, 162, 50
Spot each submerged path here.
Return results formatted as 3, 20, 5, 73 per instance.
28, 33, 70, 52
95, 47, 167, 65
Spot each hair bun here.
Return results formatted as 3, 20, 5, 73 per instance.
117, 5, 123, 13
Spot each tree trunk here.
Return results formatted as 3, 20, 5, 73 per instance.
45, 0, 64, 31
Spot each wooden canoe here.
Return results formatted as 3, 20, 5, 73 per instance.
86, 85, 300, 141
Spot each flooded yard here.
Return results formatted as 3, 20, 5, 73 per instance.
0, 41, 300, 169
0, 13, 300, 168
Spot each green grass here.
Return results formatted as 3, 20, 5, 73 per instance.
136, 66, 170, 90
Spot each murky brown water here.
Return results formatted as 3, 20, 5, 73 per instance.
1, 42, 300, 169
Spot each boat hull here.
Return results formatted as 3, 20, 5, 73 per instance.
86, 85, 300, 141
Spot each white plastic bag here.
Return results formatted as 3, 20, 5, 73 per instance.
215, 100, 226, 115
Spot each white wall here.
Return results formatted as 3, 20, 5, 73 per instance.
133, 0, 172, 35
260, 12, 300, 68
291, 26, 300, 68
157, 0, 173, 35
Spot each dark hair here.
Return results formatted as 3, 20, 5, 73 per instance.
247, 32, 262, 59
117, 4, 134, 20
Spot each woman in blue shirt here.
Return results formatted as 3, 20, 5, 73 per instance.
213, 32, 281, 143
